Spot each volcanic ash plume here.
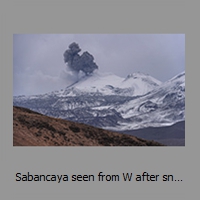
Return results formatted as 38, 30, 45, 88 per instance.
63, 42, 98, 76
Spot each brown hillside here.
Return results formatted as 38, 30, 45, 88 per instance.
13, 106, 163, 146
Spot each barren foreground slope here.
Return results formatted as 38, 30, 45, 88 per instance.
13, 106, 163, 146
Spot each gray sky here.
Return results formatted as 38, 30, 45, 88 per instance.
13, 34, 185, 96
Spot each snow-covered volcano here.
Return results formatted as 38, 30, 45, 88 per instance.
58, 72, 161, 97
13, 71, 185, 131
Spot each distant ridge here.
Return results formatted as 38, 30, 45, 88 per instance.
121, 121, 185, 146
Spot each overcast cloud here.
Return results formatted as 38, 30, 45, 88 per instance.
13, 34, 185, 96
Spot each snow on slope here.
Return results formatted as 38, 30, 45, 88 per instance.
13, 71, 184, 131
121, 72, 162, 96
61, 71, 162, 97
107, 71, 185, 130
14, 71, 162, 100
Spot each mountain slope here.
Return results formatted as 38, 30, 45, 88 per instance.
13, 71, 185, 131
65, 72, 162, 96
112, 71, 185, 130
13, 106, 163, 146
